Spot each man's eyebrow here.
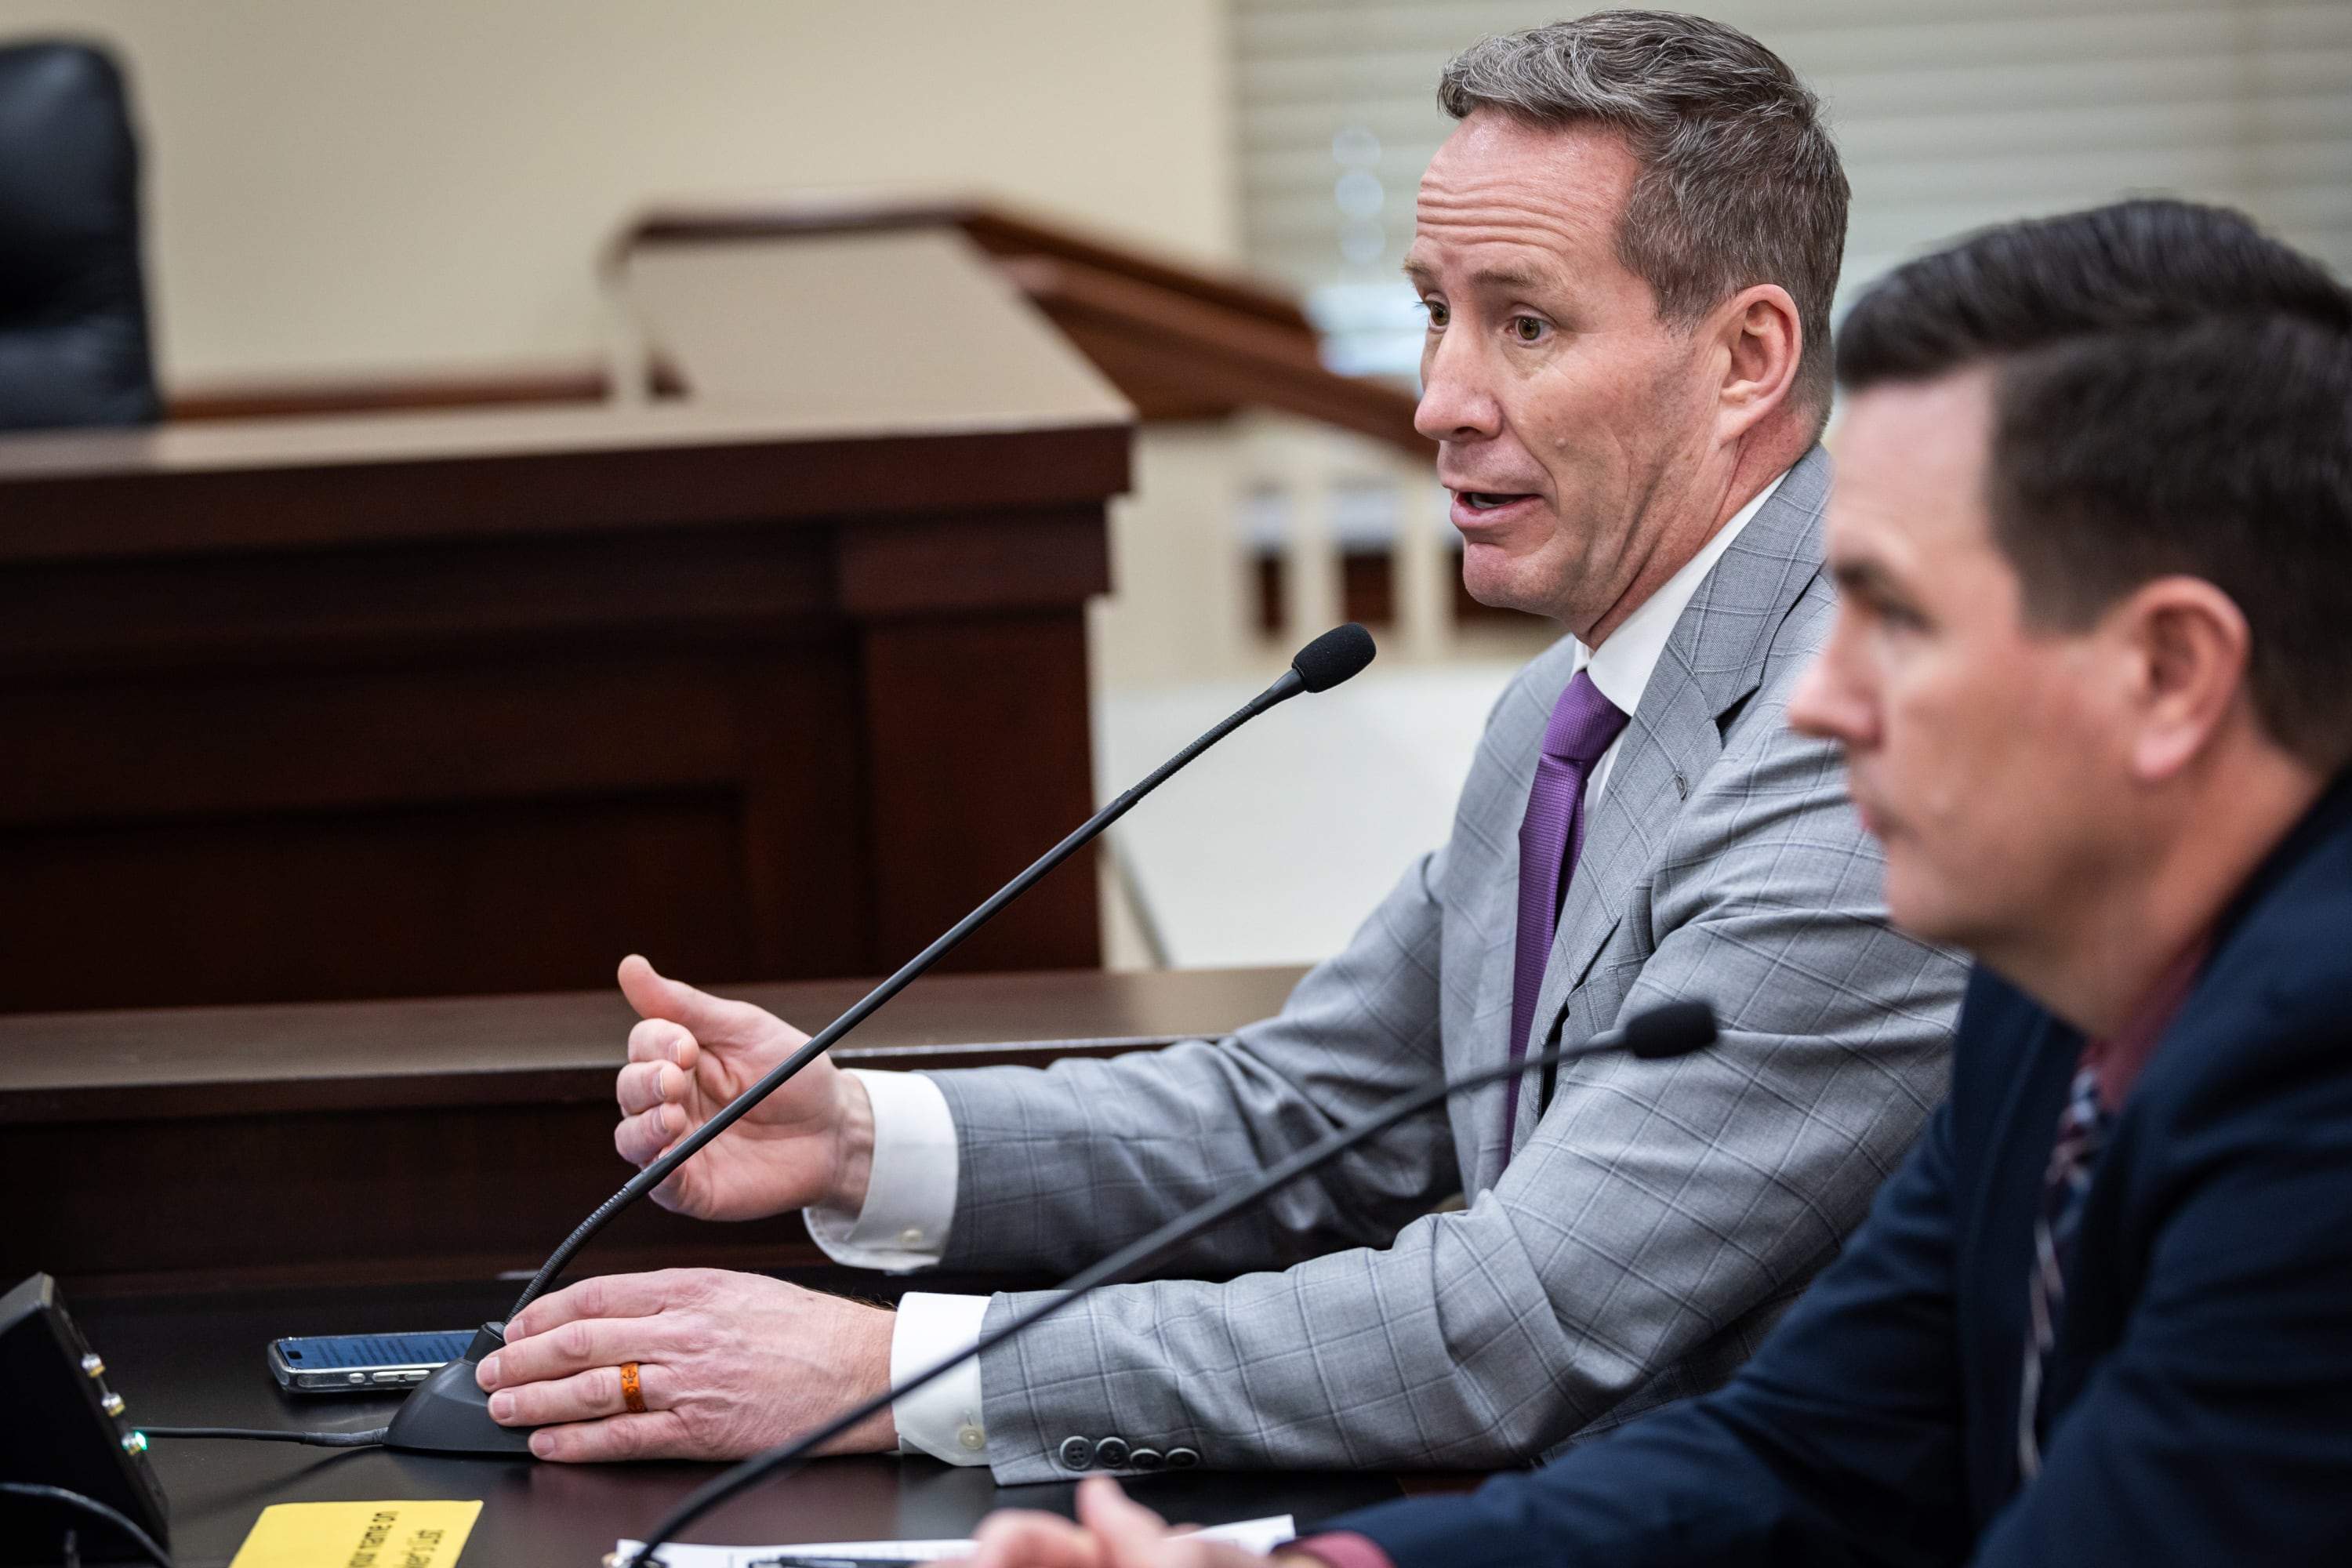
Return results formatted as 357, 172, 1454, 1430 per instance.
1466, 263, 1552, 290
1399, 257, 1563, 293
1830, 557, 1904, 598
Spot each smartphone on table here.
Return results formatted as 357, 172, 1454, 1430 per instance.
267, 1330, 475, 1394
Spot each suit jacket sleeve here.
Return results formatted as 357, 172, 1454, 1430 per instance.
956, 699, 1962, 1481
1337, 1096, 1977, 1568
927, 842, 1461, 1281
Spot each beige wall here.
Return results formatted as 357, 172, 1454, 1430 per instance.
0, 0, 1238, 383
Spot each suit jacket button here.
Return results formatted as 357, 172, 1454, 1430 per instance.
1058, 1436, 1094, 1470
1165, 1447, 1200, 1468
1093, 1436, 1130, 1468
1128, 1447, 1163, 1470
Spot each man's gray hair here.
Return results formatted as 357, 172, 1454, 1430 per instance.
1440, 11, 1849, 415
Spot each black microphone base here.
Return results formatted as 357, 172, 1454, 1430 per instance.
383, 1325, 537, 1457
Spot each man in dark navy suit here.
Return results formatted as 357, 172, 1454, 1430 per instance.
964, 199, 2352, 1567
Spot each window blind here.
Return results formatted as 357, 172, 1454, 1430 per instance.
1235, 0, 2350, 375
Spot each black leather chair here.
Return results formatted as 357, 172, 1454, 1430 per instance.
0, 40, 159, 430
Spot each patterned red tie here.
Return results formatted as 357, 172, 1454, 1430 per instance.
1503, 670, 1630, 1156
2019, 1050, 2109, 1478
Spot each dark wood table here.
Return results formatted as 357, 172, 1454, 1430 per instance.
77, 1275, 1401, 1568
0, 966, 1308, 1296
0, 387, 1128, 1016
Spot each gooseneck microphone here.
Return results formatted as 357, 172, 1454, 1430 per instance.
376, 625, 1380, 1456
514, 620, 1374, 1315
622, 1000, 1719, 1566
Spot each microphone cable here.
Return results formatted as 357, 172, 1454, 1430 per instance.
622, 1000, 1719, 1567
136, 1425, 387, 1447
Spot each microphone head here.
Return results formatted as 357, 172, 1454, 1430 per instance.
1624, 1000, 1718, 1059
1291, 623, 1377, 693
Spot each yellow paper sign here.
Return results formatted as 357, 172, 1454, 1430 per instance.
229, 1500, 483, 1568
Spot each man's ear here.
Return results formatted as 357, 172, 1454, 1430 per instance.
2116, 575, 2253, 784
1713, 283, 1803, 441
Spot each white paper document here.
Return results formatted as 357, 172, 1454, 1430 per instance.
610, 1512, 1294, 1566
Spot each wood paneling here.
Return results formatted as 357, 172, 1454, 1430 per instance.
0, 790, 759, 1013
0, 402, 1126, 1013
862, 615, 1101, 972
1003, 252, 1428, 450
168, 363, 612, 422
0, 413, 1129, 561
0, 966, 1309, 1294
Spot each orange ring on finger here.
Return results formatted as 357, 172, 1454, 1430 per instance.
619, 1360, 647, 1415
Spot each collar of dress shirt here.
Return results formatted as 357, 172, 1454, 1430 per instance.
1573, 466, 1790, 716
2085, 931, 2211, 1114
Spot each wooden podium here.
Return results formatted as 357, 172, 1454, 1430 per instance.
0, 237, 1133, 1012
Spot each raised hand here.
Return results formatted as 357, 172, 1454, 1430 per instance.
610, 953, 874, 1221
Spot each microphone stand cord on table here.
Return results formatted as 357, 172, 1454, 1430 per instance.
136, 1425, 388, 1446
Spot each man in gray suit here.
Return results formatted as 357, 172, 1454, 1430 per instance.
476, 13, 1965, 1477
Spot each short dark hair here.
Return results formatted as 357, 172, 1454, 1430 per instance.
1839, 200, 2352, 768
1439, 11, 1849, 422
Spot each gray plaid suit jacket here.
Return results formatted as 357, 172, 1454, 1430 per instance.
927, 447, 1966, 1481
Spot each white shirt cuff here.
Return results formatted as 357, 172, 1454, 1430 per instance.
890, 1291, 993, 1465
803, 1069, 960, 1271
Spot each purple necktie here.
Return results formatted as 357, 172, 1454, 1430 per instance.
1504, 670, 1631, 1153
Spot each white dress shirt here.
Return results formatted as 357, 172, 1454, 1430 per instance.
806, 468, 1789, 1465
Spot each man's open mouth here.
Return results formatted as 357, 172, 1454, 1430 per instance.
1459, 492, 1532, 511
